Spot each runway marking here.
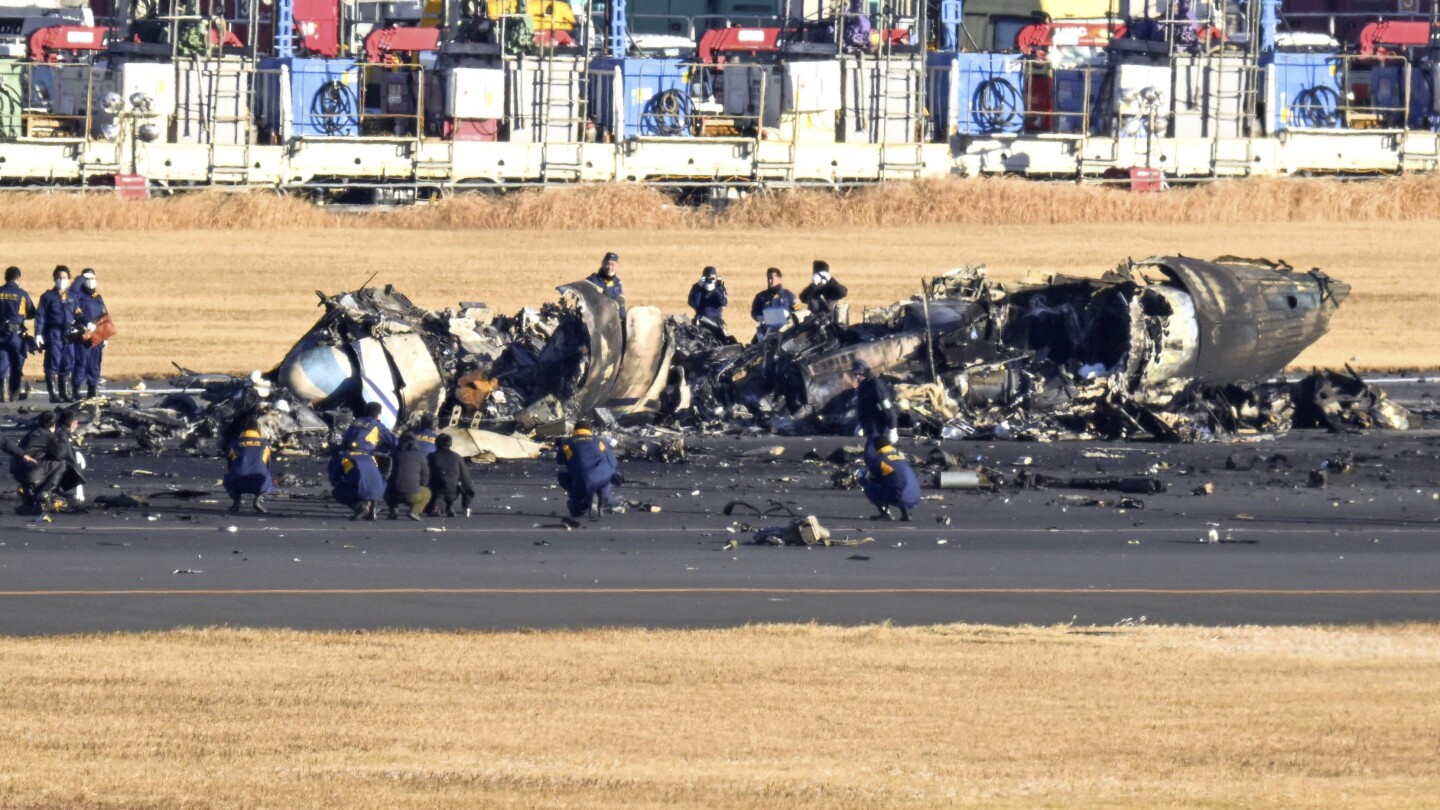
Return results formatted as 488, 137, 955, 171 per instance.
2, 587, 1439, 597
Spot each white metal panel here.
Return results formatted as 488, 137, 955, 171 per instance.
446, 67, 506, 119
352, 337, 401, 429
121, 61, 177, 117
783, 59, 841, 113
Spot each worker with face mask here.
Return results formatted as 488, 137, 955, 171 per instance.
34, 266, 76, 403
0, 266, 36, 403
687, 266, 728, 327
67, 268, 109, 401
799, 260, 848, 317
587, 252, 624, 302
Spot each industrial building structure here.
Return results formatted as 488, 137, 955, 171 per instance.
0, 0, 1436, 198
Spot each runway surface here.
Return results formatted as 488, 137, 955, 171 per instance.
2, 383, 1438, 634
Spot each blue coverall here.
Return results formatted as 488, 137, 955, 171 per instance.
224, 429, 277, 498
68, 287, 107, 389
34, 287, 73, 378
0, 281, 35, 391
329, 416, 397, 505
862, 443, 921, 513
556, 428, 620, 517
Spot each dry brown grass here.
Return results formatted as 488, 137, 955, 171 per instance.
1, 623, 1438, 808
6, 174, 1440, 232
1, 219, 1434, 378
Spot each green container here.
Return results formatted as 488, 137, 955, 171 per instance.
0, 61, 22, 140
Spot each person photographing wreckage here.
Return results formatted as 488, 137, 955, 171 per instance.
798, 260, 849, 318
555, 420, 622, 521
687, 266, 728, 333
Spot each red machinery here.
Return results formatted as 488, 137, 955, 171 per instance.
294, 0, 340, 56
1015, 21, 1119, 60
364, 26, 440, 64
697, 25, 909, 66
1357, 20, 1434, 55
28, 25, 110, 62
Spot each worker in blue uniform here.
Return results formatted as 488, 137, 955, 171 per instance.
34, 266, 75, 403
410, 413, 439, 458
861, 441, 920, 522
329, 401, 397, 521
67, 268, 108, 401
0, 266, 36, 403
555, 420, 621, 519
750, 267, 801, 343
852, 359, 899, 449
688, 266, 728, 327
587, 252, 624, 302
224, 415, 276, 514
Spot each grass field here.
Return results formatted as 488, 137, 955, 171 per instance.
2, 219, 1435, 378
1, 623, 1438, 808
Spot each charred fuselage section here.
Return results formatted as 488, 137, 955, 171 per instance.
140, 255, 1386, 455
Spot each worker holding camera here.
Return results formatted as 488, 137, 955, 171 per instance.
687, 266, 728, 328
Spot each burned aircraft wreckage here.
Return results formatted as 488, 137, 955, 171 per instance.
124, 255, 1411, 457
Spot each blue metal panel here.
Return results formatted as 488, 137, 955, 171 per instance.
1052, 69, 1104, 134
1265, 53, 1343, 132
590, 56, 691, 139
1411, 65, 1438, 131
928, 52, 1024, 137
262, 56, 362, 138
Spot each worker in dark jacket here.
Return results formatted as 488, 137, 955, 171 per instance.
1, 409, 83, 512
861, 441, 920, 521
329, 401, 397, 520
555, 420, 620, 518
750, 267, 801, 343
687, 266, 728, 325
852, 359, 898, 448
587, 252, 624, 302
67, 268, 108, 401
0, 266, 36, 403
34, 266, 75, 403
426, 432, 474, 517
799, 260, 849, 317
223, 415, 276, 513
386, 435, 433, 520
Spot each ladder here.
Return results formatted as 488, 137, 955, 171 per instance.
871, 48, 922, 178
532, 42, 586, 182
204, 58, 257, 183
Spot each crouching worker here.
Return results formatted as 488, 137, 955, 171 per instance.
224, 416, 276, 514
328, 402, 396, 521
1, 409, 85, 514
386, 434, 432, 520
861, 441, 920, 522
556, 420, 620, 519
426, 433, 474, 517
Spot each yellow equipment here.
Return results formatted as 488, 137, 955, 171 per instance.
422, 0, 576, 31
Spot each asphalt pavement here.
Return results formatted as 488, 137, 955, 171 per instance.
1, 383, 1438, 634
